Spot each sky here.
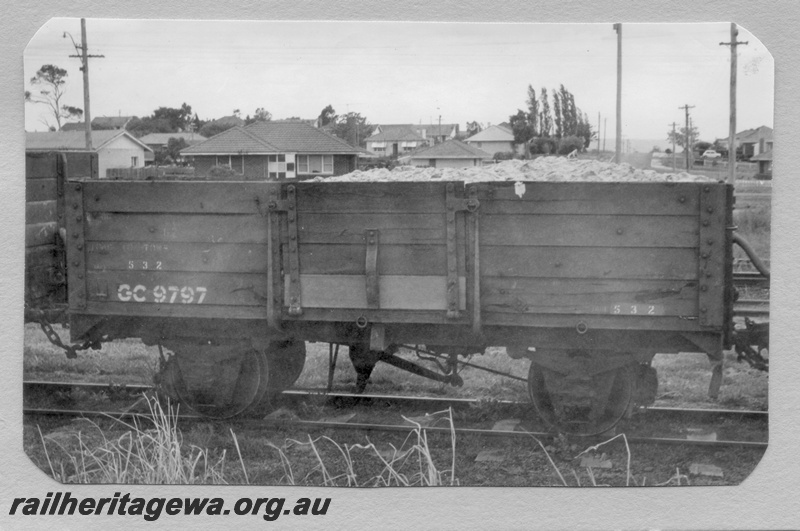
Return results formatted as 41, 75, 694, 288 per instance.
23, 19, 773, 150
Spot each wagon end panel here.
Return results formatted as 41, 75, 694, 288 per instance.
66, 180, 281, 327
476, 181, 731, 335
25, 151, 66, 316
281, 182, 469, 325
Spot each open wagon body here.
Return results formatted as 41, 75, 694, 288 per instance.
62, 177, 735, 433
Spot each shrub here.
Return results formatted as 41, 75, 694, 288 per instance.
208, 164, 241, 179
493, 151, 515, 161
557, 135, 584, 155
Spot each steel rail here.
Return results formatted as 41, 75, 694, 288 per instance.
24, 381, 768, 422
22, 406, 767, 449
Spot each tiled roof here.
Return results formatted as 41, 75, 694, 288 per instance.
750, 149, 773, 161
182, 122, 360, 155
374, 123, 458, 140
408, 139, 492, 159
737, 126, 773, 143
26, 130, 152, 152
466, 125, 514, 142
139, 133, 207, 146
368, 126, 425, 143
92, 116, 134, 128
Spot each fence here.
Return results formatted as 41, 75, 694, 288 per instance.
105, 166, 196, 180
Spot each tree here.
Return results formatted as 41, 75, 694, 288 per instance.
539, 87, 552, 137
508, 109, 535, 157
332, 112, 374, 147
152, 103, 193, 131
317, 105, 337, 127
26, 64, 83, 130
245, 107, 272, 125
575, 111, 595, 149
465, 121, 482, 138
666, 125, 700, 151
552, 89, 562, 138
199, 121, 236, 138
163, 137, 189, 165
525, 85, 539, 137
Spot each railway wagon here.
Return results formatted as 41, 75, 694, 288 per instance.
58, 174, 738, 435
25, 151, 97, 327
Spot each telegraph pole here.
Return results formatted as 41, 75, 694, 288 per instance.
721, 23, 748, 184
613, 23, 622, 163
66, 18, 104, 150
669, 122, 678, 171
678, 104, 695, 170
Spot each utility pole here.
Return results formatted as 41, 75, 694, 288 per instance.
669, 122, 678, 171
603, 118, 607, 153
678, 104, 695, 170
65, 18, 104, 150
721, 23, 748, 185
613, 23, 622, 163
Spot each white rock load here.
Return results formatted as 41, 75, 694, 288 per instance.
320, 157, 715, 183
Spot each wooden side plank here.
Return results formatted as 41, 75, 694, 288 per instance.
292, 243, 451, 276
480, 246, 699, 280
26, 179, 58, 202
480, 214, 699, 247
84, 213, 268, 244
26, 153, 57, 180
476, 181, 701, 216
481, 277, 697, 316
297, 213, 447, 245
86, 241, 268, 273
86, 270, 270, 307
285, 274, 466, 311
26, 200, 58, 225
82, 301, 267, 320
84, 181, 279, 214
26, 222, 58, 248
294, 182, 448, 213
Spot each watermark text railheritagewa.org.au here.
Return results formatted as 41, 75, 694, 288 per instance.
8, 492, 331, 522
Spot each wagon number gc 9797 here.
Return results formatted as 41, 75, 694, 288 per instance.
117, 284, 207, 304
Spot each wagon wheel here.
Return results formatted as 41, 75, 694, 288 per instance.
528, 360, 634, 436
159, 347, 264, 419
238, 340, 308, 416
266, 339, 307, 394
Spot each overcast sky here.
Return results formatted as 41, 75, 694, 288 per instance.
23, 19, 773, 148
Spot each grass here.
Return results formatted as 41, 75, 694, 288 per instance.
34, 396, 235, 484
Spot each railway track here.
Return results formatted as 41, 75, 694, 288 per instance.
23, 381, 767, 449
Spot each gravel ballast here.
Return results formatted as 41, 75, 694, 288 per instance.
319, 157, 715, 183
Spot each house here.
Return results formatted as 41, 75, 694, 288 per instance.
365, 126, 427, 157
399, 139, 492, 169
750, 149, 773, 179
139, 132, 208, 164
26, 130, 153, 178
715, 126, 773, 160
180, 121, 360, 180
61, 115, 135, 131
464, 124, 522, 157
367, 123, 460, 155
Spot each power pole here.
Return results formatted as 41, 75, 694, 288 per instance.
66, 18, 104, 150
721, 23, 748, 185
603, 118, 607, 153
613, 23, 622, 163
669, 122, 678, 171
678, 104, 695, 170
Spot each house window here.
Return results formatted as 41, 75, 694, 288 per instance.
297, 155, 334, 174
476, 142, 482, 148
131, 156, 138, 167
268, 154, 287, 174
